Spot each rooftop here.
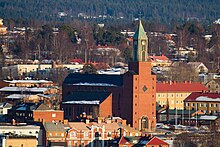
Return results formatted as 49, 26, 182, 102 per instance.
63, 91, 111, 104
156, 82, 208, 92
63, 73, 124, 87
185, 92, 220, 102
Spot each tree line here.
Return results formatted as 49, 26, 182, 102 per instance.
0, 0, 219, 25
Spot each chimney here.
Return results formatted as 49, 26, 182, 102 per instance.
106, 119, 111, 124
122, 120, 127, 125
12, 119, 16, 125
63, 119, 68, 124
169, 81, 172, 85
98, 119, 102, 124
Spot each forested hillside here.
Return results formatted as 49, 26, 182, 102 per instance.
0, 0, 219, 24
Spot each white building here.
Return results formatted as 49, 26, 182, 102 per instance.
0, 123, 43, 146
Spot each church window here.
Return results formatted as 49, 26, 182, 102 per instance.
118, 94, 120, 110
142, 85, 147, 92
142, 51, 145, 61
142, 45, 146, 51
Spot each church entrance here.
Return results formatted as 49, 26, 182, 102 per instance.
139, 116, 150, 131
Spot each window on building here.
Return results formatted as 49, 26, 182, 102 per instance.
70, 132, 77, 138
52, 113, 56, 118
158, 94, 160, 97
107, 132, 111, 137
118, 94, 120, 110
84, 132, 89, 137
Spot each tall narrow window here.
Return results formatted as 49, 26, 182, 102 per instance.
118, 94, 120, 110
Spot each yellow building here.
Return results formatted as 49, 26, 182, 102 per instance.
156, 81, 208, 110
148, 55, 171, 67
184, 92, 220, 115
5, 136, 37, 147
0, 18, 7, 35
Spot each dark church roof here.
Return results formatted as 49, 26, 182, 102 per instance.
63, 73, 124, 87
62, 91, 112, 105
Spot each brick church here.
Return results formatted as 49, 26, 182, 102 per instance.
62, 20, 156, 132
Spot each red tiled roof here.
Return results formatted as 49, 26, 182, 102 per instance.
156, 82, 208, 92
184, 92, 220, 102
147, 136, 169, 145
149, 55, 169, 61
119, 136, 130, 144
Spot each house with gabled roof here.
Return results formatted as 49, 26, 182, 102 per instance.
114, 135, 169, 147
149, 55, 171, 67
33, 103, 64, 123
43, 122, 69, 147
205, 79, 220, 93
187, 62, 208, 73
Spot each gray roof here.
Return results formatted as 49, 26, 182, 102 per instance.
43, 122, 69, 133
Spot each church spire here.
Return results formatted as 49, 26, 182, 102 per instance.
133, 19, 148, 62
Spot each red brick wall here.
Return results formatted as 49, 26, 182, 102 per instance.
100, 94, 113, 117
128, 61, 156, 130
33, 110, 64, 122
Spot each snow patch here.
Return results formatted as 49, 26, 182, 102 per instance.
63, 100, 100, 105
196, 96, 220, 102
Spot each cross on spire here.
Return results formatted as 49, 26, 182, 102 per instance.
138, 12, 143, 20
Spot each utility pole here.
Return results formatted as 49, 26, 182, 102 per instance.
217, 57, 220, 69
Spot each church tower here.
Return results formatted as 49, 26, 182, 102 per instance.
127, 19, 156, 132
133, 20, 148, 62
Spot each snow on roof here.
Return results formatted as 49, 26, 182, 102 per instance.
214, 18, 220, 24
6, 94, 34, 99
199, 115, 218, 120
4, 80, 53, 84
196, 96, 220, 102
0, 87, 48, 93
62, 100, 100, 105
72, 82, 117, 86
